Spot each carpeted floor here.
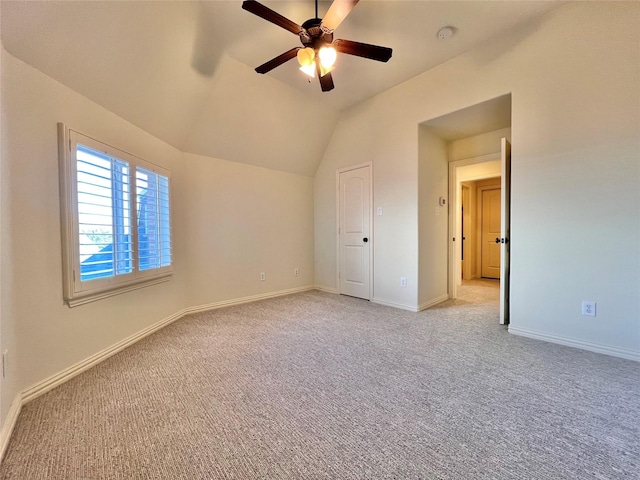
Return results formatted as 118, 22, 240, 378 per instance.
1, 284, 638, 479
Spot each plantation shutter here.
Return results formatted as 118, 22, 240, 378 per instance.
76, 145, 133, 282
136, 166, 172, 271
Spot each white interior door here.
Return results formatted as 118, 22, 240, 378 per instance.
499, 138, 512, 325
339, 166, 371, 300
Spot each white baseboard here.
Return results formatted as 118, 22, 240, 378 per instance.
371, 297, 419, 312
0, 395, 22, 461
508, 326, 640, 362
372, 294, 450, 313
21, 308, 187, 404
313, 285, 338, 294
184, 285, 316, 315
21, 285, 317, 406
417, 294, 450, 312
9, 288, 635, 464
1, 285, 319, 465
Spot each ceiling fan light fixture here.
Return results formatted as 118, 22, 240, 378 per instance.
297, 47, 316, 77
297, 47, 315, 66
300, 63, 316, 78
318, 63, 334, 78
318, 45, 337, 69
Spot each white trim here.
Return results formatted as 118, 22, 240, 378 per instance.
450, 152, 501, 168
371, 297, 419, 312
0, 395, 22, 461
372, 293, 449, 313
184, 286, 316, 315
509, 326, 640, 362
314, 285, 339, 295
22, 286, 315, 406
417, 294, 450, 312
66, 274, 172, 307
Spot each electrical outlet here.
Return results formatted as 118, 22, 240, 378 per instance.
260, 272, 266, 281
294, 268, 300, 276
400, 277, 407, 288
581, 301, 596, 317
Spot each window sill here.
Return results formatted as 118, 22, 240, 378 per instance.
65, 273, 173, 308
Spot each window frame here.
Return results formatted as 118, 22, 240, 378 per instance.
58, 124, 173, 307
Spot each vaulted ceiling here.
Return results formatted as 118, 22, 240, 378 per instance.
1, 1, 561, 176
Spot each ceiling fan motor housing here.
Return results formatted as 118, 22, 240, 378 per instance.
300, 18, 334, 48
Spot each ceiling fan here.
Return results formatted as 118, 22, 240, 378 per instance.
241, 0, 392, 92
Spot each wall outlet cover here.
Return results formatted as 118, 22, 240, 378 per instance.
581, 301, 596, 317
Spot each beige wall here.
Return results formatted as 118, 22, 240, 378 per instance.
0, 50, 187, 421
0, 49, 317, 429
183, 153, 314, 307
418, 128, 448, 308
314, 2, 640, 357
314, 97, 420, 306
449, 127, 511, 162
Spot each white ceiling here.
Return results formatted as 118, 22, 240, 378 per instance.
220, 0, 559, 110
1, 1, 562, 175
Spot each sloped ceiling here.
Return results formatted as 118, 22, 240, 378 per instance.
1, 1, 561, 176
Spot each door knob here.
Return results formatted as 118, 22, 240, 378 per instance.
363, 238, 369, 243
495, 238, 501, 244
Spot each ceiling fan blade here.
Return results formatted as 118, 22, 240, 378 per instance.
333, 39, 392, 62
321, 0, 359, 32
242, 0, 303, 35
255, 48, 300, 74
318, 71, 335, 92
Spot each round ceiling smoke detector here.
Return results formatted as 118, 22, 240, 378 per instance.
437, 27, 454, 40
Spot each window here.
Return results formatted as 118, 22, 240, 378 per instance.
59, 124, 172, 306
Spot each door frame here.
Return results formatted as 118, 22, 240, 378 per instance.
448, 153, 500, 299
336, 162, 374, 299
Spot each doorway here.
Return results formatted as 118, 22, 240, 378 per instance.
461, 178, 502, 281
449, 138, 511, 324
417, 93, 512, 318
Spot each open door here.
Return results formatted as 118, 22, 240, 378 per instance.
499, 138, 511, 324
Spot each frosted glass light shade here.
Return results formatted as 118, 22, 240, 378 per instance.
318, 46, 337, 68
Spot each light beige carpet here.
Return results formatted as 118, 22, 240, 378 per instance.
1, 285, 638, 479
